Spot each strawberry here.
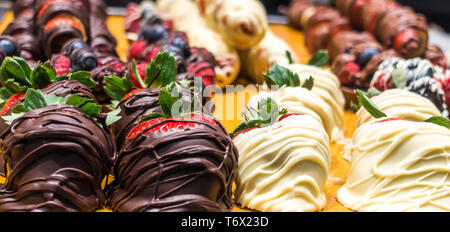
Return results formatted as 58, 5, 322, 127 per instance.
278, 113, 303, 122
371, 71, 393, 92
143, 46, 160, 63
129, 40, 147, 60
129, 62, 147, 88
372, 117, 404, 124
124, 3, 142, 34
44, 14, 84, 33
127, 114, 217, 139
0, 93, 25, 116
38, 0, 70, 18
232, 127, 261, 139
122, 88, 145, 101
53, 55, 71, 76
339, 62, 360, 85
393, 28, 420, 53
186, 62, 215, 87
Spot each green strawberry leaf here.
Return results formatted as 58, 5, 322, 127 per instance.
1, 113, 23, 125
13, 57, 32, 77
24, 88, 48, 112
131, 59, 146, 88
264, 64, 300, 87
66, 94, 101, 118
230, 118, 265, 138
301, 76, 314, 90
425, 116, 450, 129
158, 89, 182, 117
367, 87, 381, 98
2, 57, 32, 87
308, 50, 329, 67
350, 101, 361, 112
0, 87, 14, 101
285, 50, 294, 64
69, 71, 96, 88
356, 90, 387, 118
106, 108, 122, 126
10, 104, 25, 114
103, 75, 134, 101
146, 51, 177, 88
231, 97, 288, 138
3, 79, 28, 93
30, 63, 52, 89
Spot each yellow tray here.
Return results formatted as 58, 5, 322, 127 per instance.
0, 12, 356, 212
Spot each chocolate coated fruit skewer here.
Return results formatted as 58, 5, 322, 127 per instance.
336, 0, 428, 58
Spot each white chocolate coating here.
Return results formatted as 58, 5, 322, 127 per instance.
286, 64, 345, 142
248, 86, 336, 141
357, 89, 442, 127
338, 118, 450, 212
239, 30, 298, 84
234, 114, 330, 212
197, 0, 268, 50
156, 0, 240, 87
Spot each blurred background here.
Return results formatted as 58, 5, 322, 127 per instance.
101, 0, 450, 32
3, 0, 450, 52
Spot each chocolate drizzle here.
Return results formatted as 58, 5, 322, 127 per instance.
0, 104, 115, 212
109, 116, 238, 212
41, 80, 98, 103
111, 88, 162, 150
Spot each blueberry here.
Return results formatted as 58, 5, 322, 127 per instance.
65, 40, 88, 55
171, 36, 189, 53
356, 48, 380, 67
80, 56, 98, 71
0, 39, 16, 56
141, 25, 169, 43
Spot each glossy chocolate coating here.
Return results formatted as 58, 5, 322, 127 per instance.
0, 80, 98, 177
35, 0, 90, 58
109, 116, 238, 212
0, 104, 115, 212
42, 80, 98, 103
375, 8, 428, 57
111, 88, 162, 150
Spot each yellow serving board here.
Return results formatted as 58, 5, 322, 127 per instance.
0, 12, 356, 212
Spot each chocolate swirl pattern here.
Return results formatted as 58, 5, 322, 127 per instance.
234, 114, 330, 212
0, 105, 115, 212
109, 117, 238, 212
338, 119, 450, 212
286, 64, 345, 142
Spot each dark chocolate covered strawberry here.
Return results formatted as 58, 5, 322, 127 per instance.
0, 56, 98, 136
104, 51, 211, 149
109, 89, 238, 212
0, 89, 119, 212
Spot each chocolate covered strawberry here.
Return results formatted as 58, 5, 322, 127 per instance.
104, 51, 209, 149
109, 88, 237, 212
0, 88, 120, 212
230, 97, 289, 138
0, 56, 98, 134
